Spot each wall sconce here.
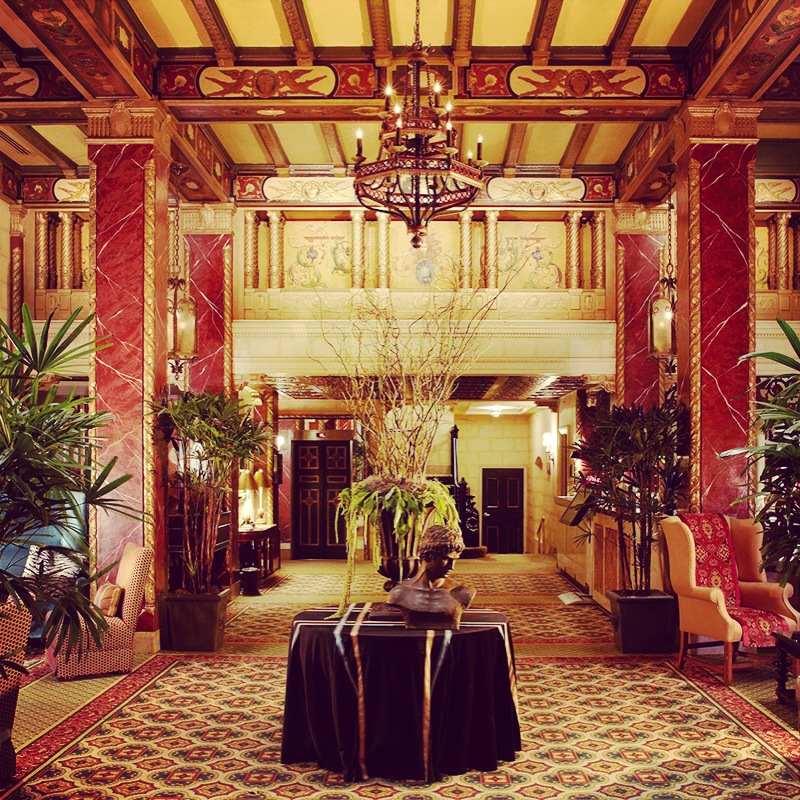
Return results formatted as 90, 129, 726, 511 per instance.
542, 431, 554, 474
167, 275, 197, 376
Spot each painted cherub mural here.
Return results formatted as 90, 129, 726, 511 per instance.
286, 226, 352, 289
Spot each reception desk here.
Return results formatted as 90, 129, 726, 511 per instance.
281, 605, 520, 782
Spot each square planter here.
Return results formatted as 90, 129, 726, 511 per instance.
606, 589, 678, 654
160, 589, 229, 652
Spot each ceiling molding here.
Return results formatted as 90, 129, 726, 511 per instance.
365, 0, 392, 67
608, 0, 653, 66
9, 124, 77, 176
502, 123, 527, 178
253, 124, 290, 175
452, 0, 476, 67
279, 0, 315, 66
189, 0, 236, 67
559, 123, 593, 178
531, 0, 565, 66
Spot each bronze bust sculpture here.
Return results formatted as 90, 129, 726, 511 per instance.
387, 525, 476, 630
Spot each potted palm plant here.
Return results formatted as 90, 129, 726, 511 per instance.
725, 319, 800, 585
571, 387, 687, 653
0, 305, 132, 779
155, 389, 271, 651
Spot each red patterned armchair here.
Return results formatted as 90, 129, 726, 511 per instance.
661, 513, 799, 685
46, 542, 153, 680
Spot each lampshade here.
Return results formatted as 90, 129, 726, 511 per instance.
253, 468, 270, 488
238, 469, 257, 491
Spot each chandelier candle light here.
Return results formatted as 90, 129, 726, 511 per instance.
353, 0, 485, 248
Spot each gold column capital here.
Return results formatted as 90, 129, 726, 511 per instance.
83, 101, 172, 155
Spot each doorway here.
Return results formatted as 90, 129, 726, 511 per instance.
291, 434, 351, 558
482, 468, 524, 553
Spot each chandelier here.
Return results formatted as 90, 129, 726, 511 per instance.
353, 0, 485, 248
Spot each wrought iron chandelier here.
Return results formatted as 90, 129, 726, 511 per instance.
353, 0, 485, 248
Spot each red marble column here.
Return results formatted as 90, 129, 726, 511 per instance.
183, 205, 234, 394
675, 103, 760, 514
86, 104, 171, 637
615, 209, 665, 408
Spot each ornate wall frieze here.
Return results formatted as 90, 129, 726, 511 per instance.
180, 203, 236, 234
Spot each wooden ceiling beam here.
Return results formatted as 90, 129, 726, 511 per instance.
253, 123, 290, 176
279, 0, 315, 67
9, 125, 77, 175
452, 0, 476, 67
694, 0, 799, 100
608, 0, 653, 66
365, 0, 392, 67
530, 0, 564, 66
189, 0, 236, 67
320, 123, 347, 176
502, 123, 526, 178
559, 123, 593, 177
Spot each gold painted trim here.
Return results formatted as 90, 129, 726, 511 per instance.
747, 159, 757, 513
615, 243, 625, 403
10, 245, 22, 336
687, 157, 702, 512
224, 242, 233, 393
88, 164, 98, 571
142, 158, 157, 612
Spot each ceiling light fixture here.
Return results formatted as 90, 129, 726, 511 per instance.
352, 0, 484, 248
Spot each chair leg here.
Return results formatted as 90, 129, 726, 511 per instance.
677, 631, 689, 670
723, 642, 734, 686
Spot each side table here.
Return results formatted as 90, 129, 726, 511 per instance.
772, 631, 800, 705
239, 524, 280, 588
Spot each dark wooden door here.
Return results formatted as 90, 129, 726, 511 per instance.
292, 440, 351, 559
482, 468, 524, 553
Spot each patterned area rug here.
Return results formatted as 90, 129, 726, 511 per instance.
6, 655, 800, 800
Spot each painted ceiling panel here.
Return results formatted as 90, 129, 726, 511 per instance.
211, 124, 268, 164
32, 125, 89, 166
390, 0, 451, 47
305, 0, 371, 47
519, 122, 575, 165
277, 123, 332, 164
634, 0, 717, 47
338, 122, 383, 163
552, 0, 626, 47
473, 0, 536, 47
580, 123, 639, 165
128, 0, 208, 48
217, 0, 294, 48
461, 123, 509, 166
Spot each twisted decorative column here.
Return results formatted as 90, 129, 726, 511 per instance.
9, 207, 25, 335
484, 210, 499, 289
72, 216, 84, 289
267, 210, 284, 288
244, 210, 258, 289
564, 210, 582, 289
459, 209, 473, 289
350, 209, 365, 289
35, 211, 48, 290
59, 212, 74, 289
377, 212, 390, 289
793, 216, 800, 290
590, 211, 606, 289
767, 217, 777, 289
775, 212, 791, 290
47, 214, 58, 289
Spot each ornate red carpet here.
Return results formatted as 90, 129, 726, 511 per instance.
5, 654, 800, 799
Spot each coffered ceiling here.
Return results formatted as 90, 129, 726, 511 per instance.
0, 0, 798, 204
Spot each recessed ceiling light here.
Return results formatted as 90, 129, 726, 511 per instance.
559, 109, 588, 117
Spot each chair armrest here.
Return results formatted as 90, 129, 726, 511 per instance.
676, 586, 742, 641
682, 585, 727, 607
739, 581, 800, 627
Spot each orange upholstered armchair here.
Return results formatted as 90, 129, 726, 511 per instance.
46, 542, 153, 680
661, 513, 799, 685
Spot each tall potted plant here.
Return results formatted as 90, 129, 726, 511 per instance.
572, 387, 687, 653
155, 389, 271, 650
0, 305, 133, 779
725, 319, 800, 585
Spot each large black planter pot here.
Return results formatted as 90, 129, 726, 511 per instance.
160, 590, 229, 652
606, 589, 678, 654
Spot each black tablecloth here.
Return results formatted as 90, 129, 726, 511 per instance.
280, 605, 521, 782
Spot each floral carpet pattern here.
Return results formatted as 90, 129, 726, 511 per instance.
5, 655, 800, 800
